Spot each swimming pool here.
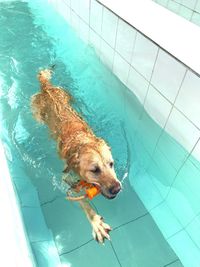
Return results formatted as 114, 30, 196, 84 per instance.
1, 0, 200, 266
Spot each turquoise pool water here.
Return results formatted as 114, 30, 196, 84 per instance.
2, 1, 200, 266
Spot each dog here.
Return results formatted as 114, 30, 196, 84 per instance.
31, 68, 122, 243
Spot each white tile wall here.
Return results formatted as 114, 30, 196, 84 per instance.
115, 19, 136, 64
144, 85, 172, 128
175, 70, 200, 129
182, 0, 196, 10
89, 29, 101, 54
56, 0, 71, 22
167, 1, 181, 13
71, 0, 79, 14
90, 0, 103, 35
113, 52, 130, 85
165, 108, 200, 153
49, 0, 200, 162
151, 50, 186, 103
79, 0, 90, 24
100, 39, 114, 69
127, 66, 149, 104
70, 10, 80, 33
179, 5, 193, 20
101, 8, 118, 48
79, 20, 90, 44
131, 33, 158, 81
192, 138, 200, 162
196, 1, 200, 13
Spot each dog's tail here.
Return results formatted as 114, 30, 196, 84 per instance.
38, 65, 55, 92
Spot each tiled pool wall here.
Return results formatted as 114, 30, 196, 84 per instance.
49, 0, 200, 266
153, 0, 200, 27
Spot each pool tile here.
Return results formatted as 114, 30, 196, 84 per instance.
151, 50, 186, 103
192, 138, 200, 162
113, 52, 130, 85
89, 29, 101, 55
60, 240, 120, 267
115, 18, 136, 64
14, 178, 40, 207
111, 214, 178, 267
157, 130, 189, 171
168, 230, 200, 267
131, 32, 158, 81
79, 0, 90, 24
191, 11, 200, 26
56, 0, 71, 23
90, 0, 103, 35
100, 39, 114, 70
136, 111, 163, 155
101, 8, 118, 48
167, 0, 181, 14
150, 201, 183, 238
166, 157, 200, 226
70, 10, 80, 34
179, 5, 193, 20
186, 214, 200, 249
165, 260, 184, 267
132, 168, 163, 210
79, 20, 89, 44
92, 179, 147, 229
22, 206, 52, 243
165, 108, 200, 154
182, 0, 196, 9
31, 239, 61, 267
196, 1, 200, 13
127, 66, 149, 104
42, 197, 92, 254
175, 70, 200, 129
148, 148, 177, 198
144, 85, 172, 128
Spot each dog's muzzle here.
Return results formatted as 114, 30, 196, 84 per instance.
101, 181, 122, 199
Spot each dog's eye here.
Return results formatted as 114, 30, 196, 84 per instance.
90, 167, 101, 174
109, 162, 114, 168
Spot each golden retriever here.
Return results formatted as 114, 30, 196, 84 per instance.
31, 68, 122, 243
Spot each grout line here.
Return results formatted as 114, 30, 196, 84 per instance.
146, 68, 188, 163
41, 195, 63, 206
110, 241, 123, 267
142, 47, 160, 108
125, 30, 138, 85
163, 258, 180, 267
113, 212, 149, 231
164, 137, 200, 197
111, 17, 119, 71
59, 239, 94, 256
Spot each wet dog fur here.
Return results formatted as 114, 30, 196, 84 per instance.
31, 69, 121, 243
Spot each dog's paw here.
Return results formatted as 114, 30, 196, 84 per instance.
91, 215, 112, 243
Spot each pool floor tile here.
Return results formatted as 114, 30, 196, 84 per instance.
31, 239, 61, 267
111, 214, 178, 267
60, 239, 121, 267
92, 179, 147, 229
22, 206, 53, 243
42, 197, 92, 254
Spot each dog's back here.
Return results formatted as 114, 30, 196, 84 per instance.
31, 69, 90, 157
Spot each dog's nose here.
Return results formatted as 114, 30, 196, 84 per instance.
109, 183, 121, 195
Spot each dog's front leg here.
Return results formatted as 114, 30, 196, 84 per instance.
79, 199, 111, 243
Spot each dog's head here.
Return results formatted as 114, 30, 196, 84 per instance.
69, 139, 121, 199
